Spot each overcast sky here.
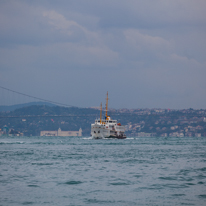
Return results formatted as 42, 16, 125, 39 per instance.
0, 0, 206, 109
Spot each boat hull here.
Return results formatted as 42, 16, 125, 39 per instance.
91, 124, 126, 139
92, 135, 126, 139
107, 134, 127, 139
91, 124, 110, 139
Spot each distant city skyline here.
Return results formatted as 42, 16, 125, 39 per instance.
0, 1, 206, 109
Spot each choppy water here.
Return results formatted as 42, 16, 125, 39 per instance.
0, 136, 206, 206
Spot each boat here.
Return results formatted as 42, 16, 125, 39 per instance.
91, 92, 126, 139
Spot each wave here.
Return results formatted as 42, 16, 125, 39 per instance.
82, 137, 93, 140
0, 141, 25, 144
61, 180, 83, 185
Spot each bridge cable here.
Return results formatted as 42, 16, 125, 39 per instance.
0, 85, 78, 108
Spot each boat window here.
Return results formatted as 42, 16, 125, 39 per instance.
109, 121, 112, 123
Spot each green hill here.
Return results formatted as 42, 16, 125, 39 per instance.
0, 105, 206, 137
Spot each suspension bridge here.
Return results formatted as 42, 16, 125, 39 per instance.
0, 85, 76, 108
0, 85, 100, 118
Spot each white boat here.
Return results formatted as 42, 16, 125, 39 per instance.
91, 92, 126, 139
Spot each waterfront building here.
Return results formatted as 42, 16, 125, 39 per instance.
40, 128, 82, 137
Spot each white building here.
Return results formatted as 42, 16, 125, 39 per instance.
40, 128, 82, 137
195, 133, 201, 137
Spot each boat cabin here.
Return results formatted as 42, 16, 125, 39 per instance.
95, 119, 117, 125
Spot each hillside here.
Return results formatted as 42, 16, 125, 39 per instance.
0, 105, 99, 136
0, 102, 55, 112
0, 105, 206, 137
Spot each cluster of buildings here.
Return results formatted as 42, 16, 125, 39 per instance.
125, 115, 206, 137
0, 125, 23, 136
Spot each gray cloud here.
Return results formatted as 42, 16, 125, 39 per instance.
0, 0, 206, 109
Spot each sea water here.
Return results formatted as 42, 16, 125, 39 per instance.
0, 136, 206, 206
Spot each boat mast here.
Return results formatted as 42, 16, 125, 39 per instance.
105, 91, 109, 118
100, 102, 102, 124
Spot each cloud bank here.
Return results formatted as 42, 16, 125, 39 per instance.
0, 0, 206, 109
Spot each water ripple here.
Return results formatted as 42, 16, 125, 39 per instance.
0, 136, 205, 206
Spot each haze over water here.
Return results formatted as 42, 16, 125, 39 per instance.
0, 136, 206, 206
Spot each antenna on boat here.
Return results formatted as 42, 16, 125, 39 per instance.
100, 102, 102, 124
105, 91, 109, 119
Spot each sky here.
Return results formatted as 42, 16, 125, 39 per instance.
0, 0, 206, 109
